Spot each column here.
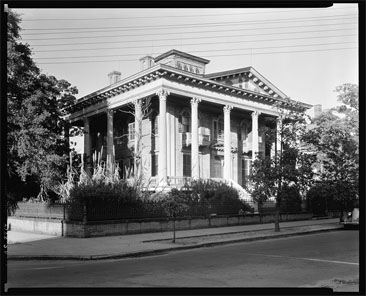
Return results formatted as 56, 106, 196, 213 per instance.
83, 117, 91, 173
106, 110, 114, 158
191, 97, 201, 179
251, 111, 260, 161
134, 99, 142, 178
171, 111, 176, 178
156, 89, 169, 185
276, 117, 282, 156
223, 105, 233, 180
167, 110, 171, 177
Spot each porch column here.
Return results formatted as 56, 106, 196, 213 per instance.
106, 110, 114, 158
224, 105, 233, 180
134, 99, 142, 178
157, 89, 169, 185
276, 117, 282, 155
83, 117, 91, 173
191, 97, 201, 179
251, 111, 260, 161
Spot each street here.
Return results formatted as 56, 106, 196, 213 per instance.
6, 230, 359, 290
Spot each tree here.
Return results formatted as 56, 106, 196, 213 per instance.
160, 189, 189, 243
246, 101, 315, 232
303, 84, 359, 219
7, 10, 78, 208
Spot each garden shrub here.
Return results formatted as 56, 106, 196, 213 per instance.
279, 184, 302, 213
306, 183, 340, 216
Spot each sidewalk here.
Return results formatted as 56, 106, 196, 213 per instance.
7, 218, 342, 260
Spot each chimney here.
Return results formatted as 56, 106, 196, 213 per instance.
108, 71, 121, 85
140, 56, 155, 71
314, 104, 322, 118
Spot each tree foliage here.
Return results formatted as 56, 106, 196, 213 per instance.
7, 10, 78, 205
303, 84, 359, 213
246, 102, 315, 231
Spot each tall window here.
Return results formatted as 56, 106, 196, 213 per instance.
213, 116, 224, 140
179, 110, 191, 133
183, 154, 191, 177
240, 120, 250, 142
151, 154, 158, 176
128, 122, 135, 141
151, 111, 158, 136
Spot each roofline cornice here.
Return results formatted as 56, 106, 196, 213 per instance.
66, 64, 311, 114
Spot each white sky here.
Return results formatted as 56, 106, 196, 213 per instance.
13, 4, 358, 110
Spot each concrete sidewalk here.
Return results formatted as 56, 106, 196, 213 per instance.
7, 218, 342, 260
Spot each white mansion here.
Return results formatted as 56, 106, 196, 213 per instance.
66, 49, 311, 200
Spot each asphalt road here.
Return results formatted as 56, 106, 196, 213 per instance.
6, 230, 359, 291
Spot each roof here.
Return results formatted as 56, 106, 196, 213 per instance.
154, 49, 210, 65
66, 63, 311, 116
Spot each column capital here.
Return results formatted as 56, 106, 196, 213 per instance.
107, 109, 115, 116
134, 98, 143, 108
251, 110, 261, 118
223, 105, 233, 114
190, 97, 201, 106
156, 89, 170, 101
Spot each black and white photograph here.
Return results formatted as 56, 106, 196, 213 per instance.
2, 1, 362, 294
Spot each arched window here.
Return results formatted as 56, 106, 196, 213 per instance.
213, 115, 224, 140
179, 109, 191, 133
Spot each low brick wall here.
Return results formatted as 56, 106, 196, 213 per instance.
7, 212, 313, 238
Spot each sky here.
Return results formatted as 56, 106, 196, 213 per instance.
13, 4, 359, 111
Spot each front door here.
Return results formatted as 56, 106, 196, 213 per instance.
211, 155, 223, 178
241, 158, 252, 188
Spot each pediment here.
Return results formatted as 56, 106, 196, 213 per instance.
206, 67, 287, 100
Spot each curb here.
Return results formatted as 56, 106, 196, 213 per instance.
7, 226, 342, 261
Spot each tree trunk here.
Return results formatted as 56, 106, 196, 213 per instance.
275, 199, 280, 232
259, 202, 263, 224
172, 217, 176, 243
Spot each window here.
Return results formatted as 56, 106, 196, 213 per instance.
183, 154, 191, 177
213, 120, 218, 139
179, 110, 191, 133
151, 111, 158, 136
212, 117, 223, 140
240, 121, 250, 142
128, 122, 135, 141
151, 154, 158, 176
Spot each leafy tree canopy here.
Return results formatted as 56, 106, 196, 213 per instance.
7, 9, 78, 202
303, 84, 359, 208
